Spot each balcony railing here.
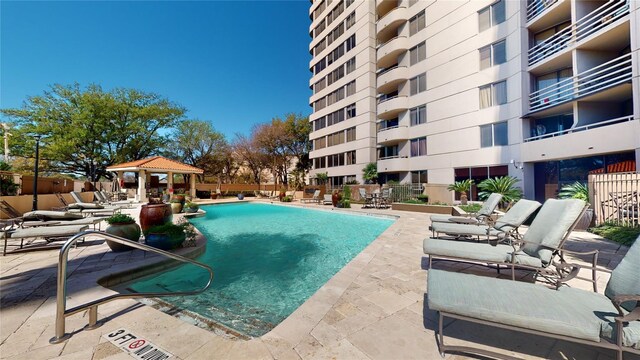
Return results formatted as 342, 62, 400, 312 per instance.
378, 95, 399, 104
524, 115, 635, 142
528, 1, 630, 65
529, 53, 632, 113
378, 124, 399, 132
377, 64, 399, 76
526, 0, 558, 22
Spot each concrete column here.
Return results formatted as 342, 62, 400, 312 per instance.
167, 171, 174, 192
138, 170, 147, 203
190, 174, 196, 197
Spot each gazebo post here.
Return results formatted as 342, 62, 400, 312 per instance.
138, 170, 147, 203
167, 171, 174, 194
190, 174, 196, 197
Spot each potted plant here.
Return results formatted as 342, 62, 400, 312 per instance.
477, 176, 522, 208
282, 195, 292, 202
170, 198, 183, 214
447, 179, 474, 205
339, 186, 351, 208
183, 201, 199, 213
237, 192, 245, 200
559, 181, 593, 229
417, 194, 429, 203
105, 213, 141, 252
173, 193, 186, 204
210, 190, 218, 200
145, 222, 187, 250
278, 187, 287, 201
331, 189, 342, 207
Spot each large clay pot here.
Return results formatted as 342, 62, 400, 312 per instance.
173, 194, 186, 204
146, 231, 185, 250
105, 222, 141, 252
331, 192, 342, 207
140, 203, 172, 233
170, 202, 183, 214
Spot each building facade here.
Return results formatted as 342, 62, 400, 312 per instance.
308, 0, 640, 202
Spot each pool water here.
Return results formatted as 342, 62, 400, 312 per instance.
128, 203, 394, 337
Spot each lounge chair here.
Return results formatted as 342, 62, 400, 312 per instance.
70, 191, 121, 209
430, 199, 542, 241
2, 224, 88, 256
323, 194, 332, 205
59, 193, 119, 216
377, 188, 393, 209
94, 191, 133, 207
427, 236, 640, 360
301, 190, 321, 203
424, 199, 595, 289
359, 188, 374, 209
429, 193, 503, 225
0, 202, 103, 230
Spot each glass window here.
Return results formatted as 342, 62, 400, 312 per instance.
346, 103, 356, 118
410, 105, 426, 126
480, 124, 493, 148
411, 170, 428, 183
346, 80, 356, 96
479, 85, 491, 109
410, 137, 427, 157
493, 121, 508, 146
479, 1, 505, 32
346, 57, 356, 74
479, 81, 507, 108
346, 127, 356, 142
409, 11, 425, 36
346, 35, 356, 51
345, 12, 355, 29
410, 73, 426, 95
479, 40, 506, 69
479, 45, 491, 70
346, 150, 356, 165
410, 42, 426, 65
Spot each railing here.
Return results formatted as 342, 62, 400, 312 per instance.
377, 64, 399, 76
524, 115, 635, 142
378, 155, 400, 160
528, 1, 629, 65
590, 172, 639, 225
529, 53, 632, 113
378, 124, 400, 132
377, 35, 404, 49
387, 183, 424, 203
526, 0, 558, 22
49, 231, 214, 344
378, 95, 399, 104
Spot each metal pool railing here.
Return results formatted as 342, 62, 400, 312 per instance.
49, 230, 214, 344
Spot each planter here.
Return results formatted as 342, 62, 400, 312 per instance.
170, 202, 183, 214
105, 222, 141, 252
331, 192, 342, 207
183, 206, 198, 213
139, 203, 172, 233
173, 194, 186, 204
573, 208, 594, 230
146, 232, 186, 250
210, 193, 218, 200
237, 194, 244, 200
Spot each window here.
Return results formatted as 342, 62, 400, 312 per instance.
409, 11, 426, 36
327, 131, 345, 146
411, 170, 428, 183
479, 80, 507, 108
314, 78, 326, 94
479, 40, 506, 70
410, 73, 427, 95
378, 145, 398, 159
345, 0, 354, 7
328, 153, 345, 167
478, 0, 506, 32
410, 105, 426, 126
346, 80, 356, 96
480, 122, 508, 147
346, 150, 356, 165
454, 165, 508, 201
314, 157, 326, 169
345, 34, 356, 51
410, 137, 427, 157
314, 117, 326, 131
409, 42, 426, 65
315, 97, 326, 111
345, 12, 355, 29
314, 58, 326, 75
345, 57, 356, 74
346, 103, 356, 118
346, 127, 356, 141
314, 137, 326, 150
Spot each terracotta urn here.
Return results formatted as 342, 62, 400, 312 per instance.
139, 203, 172, 233
105, 222, 141, 252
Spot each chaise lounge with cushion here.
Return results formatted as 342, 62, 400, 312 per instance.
430, 199, 542, 241
429, 193, 503, 226
424, 199, 595, 290
427, 235, 640, 360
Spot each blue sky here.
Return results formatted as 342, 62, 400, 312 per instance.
0, 1, 312, 138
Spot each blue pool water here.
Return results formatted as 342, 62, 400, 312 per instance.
128, 203, 394, 337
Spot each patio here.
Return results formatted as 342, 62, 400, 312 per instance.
0, 199, 636, 360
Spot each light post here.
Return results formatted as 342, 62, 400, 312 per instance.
32, 134, 42, 211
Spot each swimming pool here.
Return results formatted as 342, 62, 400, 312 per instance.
127, 202, 394, 337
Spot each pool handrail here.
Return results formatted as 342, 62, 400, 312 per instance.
49, 230, 214, 344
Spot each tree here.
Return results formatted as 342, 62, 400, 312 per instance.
477, 176, 523, 205
167, 120, 228, 182
362, 163, 378, 184
1, 83, 184, 181
233, 133, 268, 185
282, 113, 312, 172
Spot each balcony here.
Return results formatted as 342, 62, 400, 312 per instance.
521, 116, 638, 162
377, 95, 408, 119
377, 125, 409, 145
376, 6, 407, 39
376, 0, 397, 19
377, 36, 408, 68
528, 1, 630, 66
529, 53, 632, 113
378, 156, 410, 173
377, 65, 408, 93
526, 0, 559, 23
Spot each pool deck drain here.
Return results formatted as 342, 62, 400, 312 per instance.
0, 199, 635, 360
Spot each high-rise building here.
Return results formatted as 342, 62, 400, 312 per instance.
308, 0, 639, 202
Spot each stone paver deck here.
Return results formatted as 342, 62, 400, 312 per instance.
0, 199, 636, 360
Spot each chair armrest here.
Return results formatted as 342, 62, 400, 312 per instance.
612, 295, 640, 321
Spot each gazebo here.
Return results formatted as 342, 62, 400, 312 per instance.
106, 156, 204, 202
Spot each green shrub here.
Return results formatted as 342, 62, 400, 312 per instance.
459, 203, 482, 213
477, 176, 522, 204
146, 222, 185, 237
403, 199, 424, 204
447, 179, 473, 193
589, 222, 639, 246
417, 194, 429, 202
281, 196, 292, 202
106, 213, 136, 225
559, 181, 589, 201
184, 201, 199, 210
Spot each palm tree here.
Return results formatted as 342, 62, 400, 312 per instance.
362, 163, 378, 184
447, 179, 474, 204
478, 176, 522, 206
558, 181, 589, 201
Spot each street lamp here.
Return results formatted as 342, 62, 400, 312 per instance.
32, 134, 42, 211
